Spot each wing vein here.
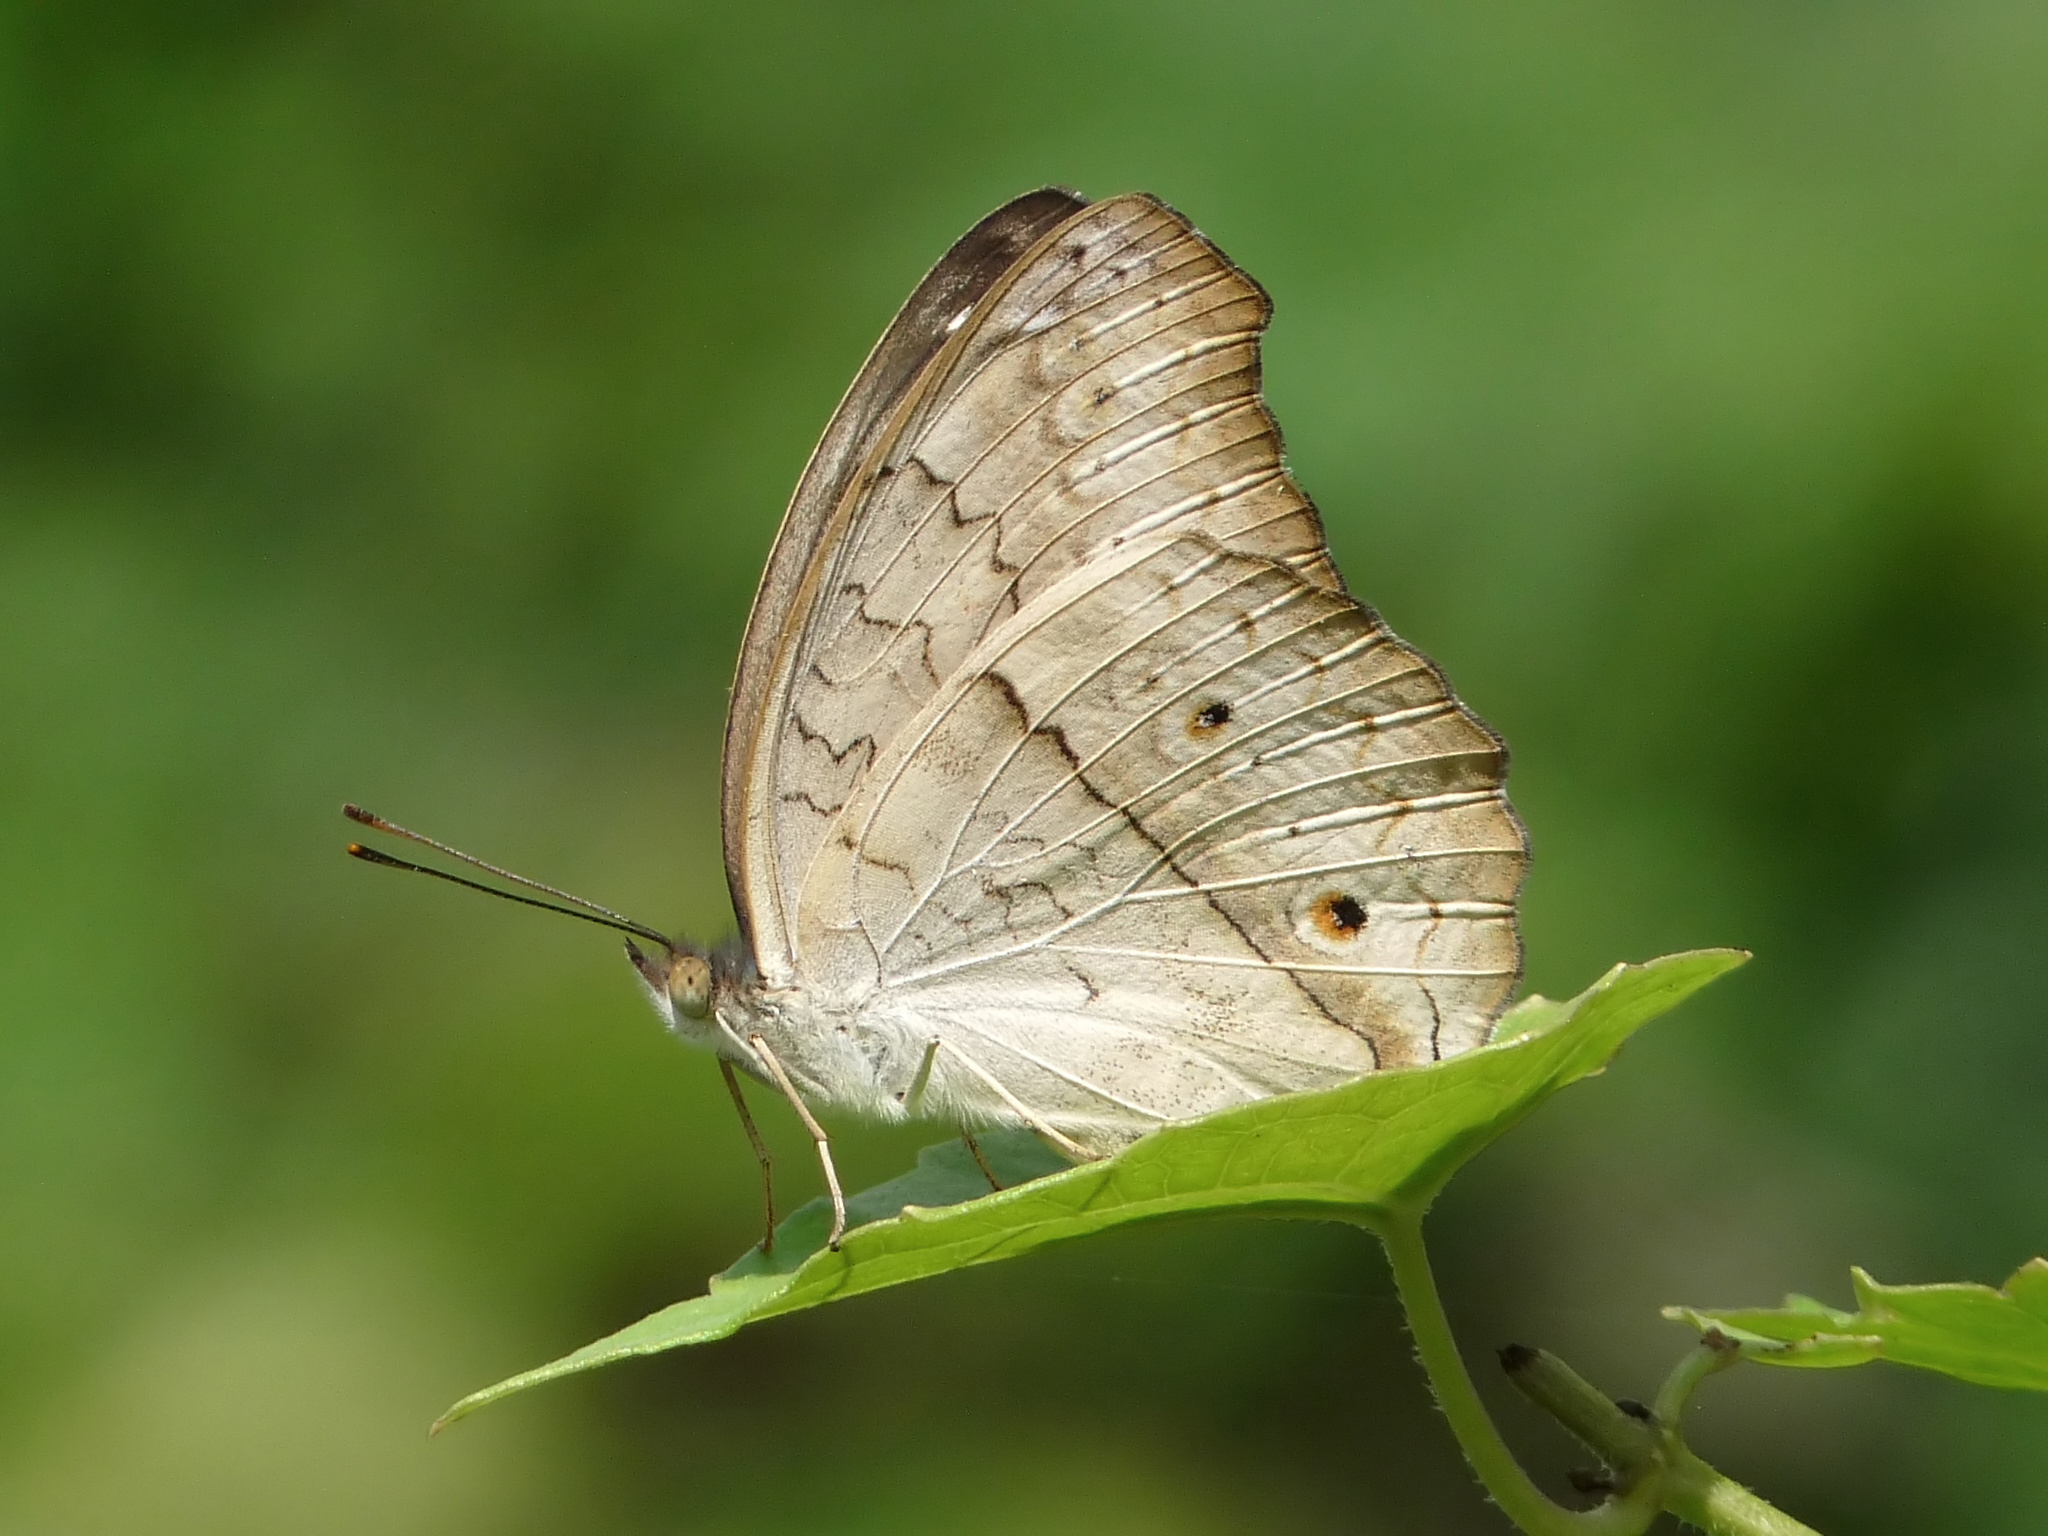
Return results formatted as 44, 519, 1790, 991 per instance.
1040, 946, 1516, 978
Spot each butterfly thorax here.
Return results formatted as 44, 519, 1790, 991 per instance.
630, 937, 930, 1122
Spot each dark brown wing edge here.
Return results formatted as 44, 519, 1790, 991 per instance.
719, 188, 1092, 956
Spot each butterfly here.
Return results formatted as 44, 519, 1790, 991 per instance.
350, 189, 1527, 1250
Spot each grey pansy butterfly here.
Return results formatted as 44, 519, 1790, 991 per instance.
350, 189, 1526, 1249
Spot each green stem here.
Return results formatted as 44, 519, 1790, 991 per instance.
1653, 1331, 1740, 1426
1372, 1210, 1661, 1536
1652, 1336, 1822, 1536
1660, 1445, 1821, 1536
1500, 1345, 1659, 1484
1502, 1340, 1823, 1536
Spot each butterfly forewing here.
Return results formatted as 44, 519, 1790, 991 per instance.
731, 194, 1340, 979
724, 188, 1088, 971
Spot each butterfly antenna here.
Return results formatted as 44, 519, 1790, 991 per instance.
343, 804, 673, 948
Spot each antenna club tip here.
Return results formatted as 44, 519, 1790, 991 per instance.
342, 803, 376, 825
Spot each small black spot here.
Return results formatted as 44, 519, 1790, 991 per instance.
1092, 384, 1114, 407
1311, 891, 1368, 940
1189, 700, 1233, 736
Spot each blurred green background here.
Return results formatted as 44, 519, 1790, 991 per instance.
4, 3, 2045, 1531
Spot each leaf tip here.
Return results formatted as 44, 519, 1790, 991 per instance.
429, 1386, 497, 1436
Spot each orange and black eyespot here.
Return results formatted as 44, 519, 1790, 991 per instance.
1310, 892, 1368, 940
1188, 700, 1233, 736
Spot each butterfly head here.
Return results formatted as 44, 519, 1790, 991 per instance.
625, 937, 716, 1031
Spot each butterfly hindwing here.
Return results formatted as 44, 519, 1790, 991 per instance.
797, 534, 1526, 1148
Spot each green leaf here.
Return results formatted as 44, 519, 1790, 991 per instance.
1665, 1258, 2048, 1390
436, 948, 1745, 1429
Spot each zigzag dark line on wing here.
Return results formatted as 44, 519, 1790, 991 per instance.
949, 599, 1363, 878
878, 694, 1380, 1054
913, 276, 1267, 540
822, 297, 1265, 693
862, 234, 1217, 556
831, 409, 1294, 831
871, 654, 1372, 1050
913, 573, 1320, 923
981, 417, 1281, 637
976, 662, 1427, 872
789, 203, 1176, 702
874, 560, 1282, 952
823, 350, 1253, 704
1041, 719, 1373, 1051
822, 382, 1270, 694
990, 392, 1275, 607
829, 379, 1261, 695
841, 542, 1238, 887
999, 753, 1508, 947
895, 783, 1509, 988
974, 622, 1423, 874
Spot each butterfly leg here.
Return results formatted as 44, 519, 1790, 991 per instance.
900, 1036, 940, 1117
935, 1039, 1089, 1162
718, 1057, 777, 1255
961, 1130, 1003, 1191
900, 1039, 1001, 1188
746, 1033, 848, 1249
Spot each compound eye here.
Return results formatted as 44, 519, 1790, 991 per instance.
667, 954, 713, 1018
